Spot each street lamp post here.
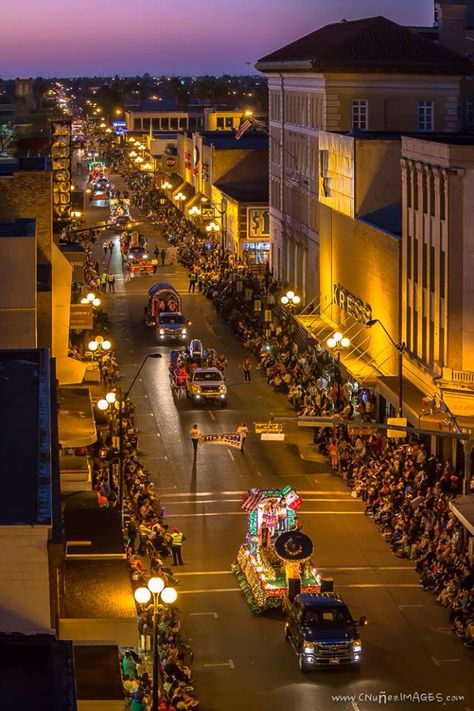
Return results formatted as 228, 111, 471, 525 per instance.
366, 318, 405, 417
280, 290, 301, 313
99, 354, 162, 519
326, 332, 351, 410
134, 578, 178, 711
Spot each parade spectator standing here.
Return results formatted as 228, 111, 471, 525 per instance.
242, 357, 252, 382
100, 272, 107, 292
170, 526, 185, 566
190, 424, 201, 455
188, 271, 198, 293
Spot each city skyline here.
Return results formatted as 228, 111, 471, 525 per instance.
1, 0, 435, 77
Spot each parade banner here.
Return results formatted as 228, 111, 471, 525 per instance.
201, 433, 243, 449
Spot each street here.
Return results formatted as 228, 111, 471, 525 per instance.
87, 185, 473, 711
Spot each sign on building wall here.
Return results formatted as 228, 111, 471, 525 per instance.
62, 250, 85, 283
247, 208, 270, 239
51, 120, 72, 224
70, 304, 93, 330
333, 283, 372, 325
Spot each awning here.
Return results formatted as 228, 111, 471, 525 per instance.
172, 180, 195, 203
163, 172, 183, 190
377, 375, 429, 424
58, 387, 97, 448
56, 356, 87, 385
449, 495, 474, 535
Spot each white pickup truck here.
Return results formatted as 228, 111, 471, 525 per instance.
186, 367, 227, 407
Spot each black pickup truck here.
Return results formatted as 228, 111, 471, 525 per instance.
284, 592, 367, 672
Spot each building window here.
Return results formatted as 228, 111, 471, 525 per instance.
216, 117, 224, 129
225, 117, 234, 129
352, 100, 368, 130
161, 117, 169, 129
467, 98, 474, 126
143, 118, 150, 131
417, 101, 434, 131
133, 118, 141, 130
152, 117, 160, 129
170, 117, 178, 129
179, 117, 187, 129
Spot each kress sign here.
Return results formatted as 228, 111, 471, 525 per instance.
333, 283, 372, 325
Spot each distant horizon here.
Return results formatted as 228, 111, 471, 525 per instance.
1, 0, 434, 77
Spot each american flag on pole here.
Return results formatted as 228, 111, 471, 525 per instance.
235, 117, 253, 140
241, 488, 265, 511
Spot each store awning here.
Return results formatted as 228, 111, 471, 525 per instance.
449, 495, 474, 535
56, 356, 87, 385
164, 172, 183, 190
58, 387, 97, 448
377, 375, 429, 423
172, 180, 195, 202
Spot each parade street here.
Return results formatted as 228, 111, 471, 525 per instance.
82, 183, 473, 711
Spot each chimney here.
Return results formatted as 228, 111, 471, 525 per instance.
436, 2, 467, 54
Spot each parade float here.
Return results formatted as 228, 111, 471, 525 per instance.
232, 486, 321, 614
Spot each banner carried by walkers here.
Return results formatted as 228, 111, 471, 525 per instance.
201, 433, 243, 450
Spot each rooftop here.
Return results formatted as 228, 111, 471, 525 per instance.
60, 559, 136, 619
359, 203, 402, 238
74, 645, 124, 701
63, 491, 125, 558
215, 151, 269, 202
257, 15, 472, 75
0, 349, 53, 526
0, 634, 76, 711
200, 131, 268, 150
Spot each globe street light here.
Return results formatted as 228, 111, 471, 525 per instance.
280, 290, 301, 312
134, 577, 178, 711
326, 331, 351, 410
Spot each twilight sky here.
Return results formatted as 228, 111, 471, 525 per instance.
1, 0, 434, 77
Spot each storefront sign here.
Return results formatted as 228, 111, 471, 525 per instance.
247, 208, 270, 239
63, 250, 85, 283
201, 206, 214, 220
112, 120, 127, 136
51, 120, 72, 223
333, 283, 372, 325
166, 157, 176, 167
70, 304, 93, 330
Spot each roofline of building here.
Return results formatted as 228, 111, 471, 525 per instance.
256, 60, 468, 75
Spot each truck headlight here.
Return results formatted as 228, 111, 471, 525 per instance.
219, 385, 226, 392
192, 386, 201, 394
182, 328, 187, 335
303, 642, 314, 652
159, 329, 165, 335
353, 640, 362, 653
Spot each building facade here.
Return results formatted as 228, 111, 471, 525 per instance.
256, 15, 471, 303
401, 135, 474, 418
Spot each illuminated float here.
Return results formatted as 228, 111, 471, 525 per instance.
232, 486, 321, 614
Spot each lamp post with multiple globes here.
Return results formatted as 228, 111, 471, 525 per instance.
134, 578, 178, 711
326, 331, 351, 410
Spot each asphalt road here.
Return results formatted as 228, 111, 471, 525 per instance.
84, 175, 473, 711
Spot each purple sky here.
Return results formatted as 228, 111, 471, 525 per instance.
1, 0, 434, 77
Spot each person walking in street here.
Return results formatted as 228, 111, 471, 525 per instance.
100, 272, 107, 292
107, 272, 116, 292
103, 242, 108, 257
188, 270, 198, 293
108, 240, 114, 255
151, 257, 158, 274
190, 423, 201, 455
160, 248, 166, 267
236, 421, 249, 453
170, 526, 186, 566
242, 357, 252, 382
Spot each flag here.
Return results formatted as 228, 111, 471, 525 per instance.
241, 489, 265, 512
235, 118, 253, 140
200, 432, 243, 449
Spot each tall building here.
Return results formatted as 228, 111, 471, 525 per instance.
256, 15, 471, 301
401, 135, 474, 419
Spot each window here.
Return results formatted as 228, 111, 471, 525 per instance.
179, 117, 187, 129
467, 98, 474, 126
143, 118, 150, 131
352, 100, 368, 130
152, 117, 160, 129
216, 117, 224, 129
225, 117, 234, 129
133, 118, 141, 130
417, 101, 433, 131
161, 117, 169, 130
170, 117, 178, 129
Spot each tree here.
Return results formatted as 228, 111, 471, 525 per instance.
0, 123, 15, 152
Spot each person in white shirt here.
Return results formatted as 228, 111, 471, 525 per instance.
236, 422, 249, 452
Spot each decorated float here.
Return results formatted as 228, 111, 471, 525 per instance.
232, 486, 321, 614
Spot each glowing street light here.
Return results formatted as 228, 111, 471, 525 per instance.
280, 290, 301, 309
161, 181, 172, 190
326, 331, 351, 410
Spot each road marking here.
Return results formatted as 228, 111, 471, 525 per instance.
228, 449, 235, 461
189, 611, 219, 618
321, 566, 414, 572
398, 604, 424, 609
179, 570, 232, 576
338, 583, 420, 589
431, 656, 461, 666
209, 411, 216, 421
203, 659, 235, 669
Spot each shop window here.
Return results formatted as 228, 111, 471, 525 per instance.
352, 100, 368, 130
417, 101, 434, 131
170, 117, 178, 129
225, 117, 234, 128
143, 118, 150, 131
216, 117, 224, 129
179, 117, 187, 129
161, 117, 169, 129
